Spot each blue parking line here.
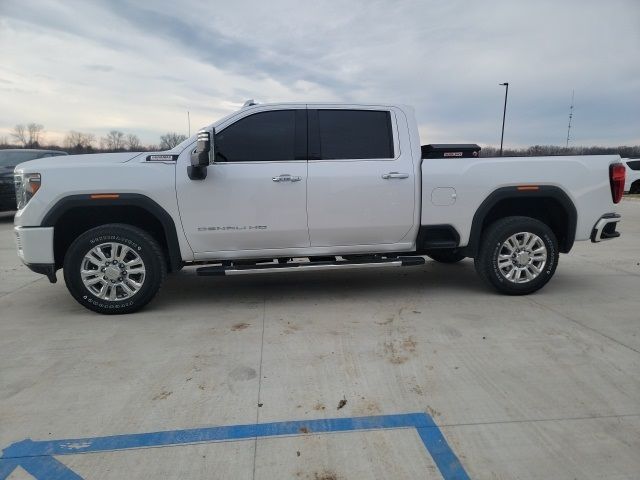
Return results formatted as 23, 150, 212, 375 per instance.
418, 426, 470, 480
0, 456, 82, 480
1, 412, 470, 479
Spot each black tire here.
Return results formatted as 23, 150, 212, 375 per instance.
63, 224, 167, 314
426, 248, 466, 263
474, 216, 558, 295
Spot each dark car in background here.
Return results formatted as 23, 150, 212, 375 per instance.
0, 149, 68, 211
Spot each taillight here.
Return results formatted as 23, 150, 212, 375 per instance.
609, 163, 625, 204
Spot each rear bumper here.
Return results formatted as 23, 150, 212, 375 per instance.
590, 213, 621, 242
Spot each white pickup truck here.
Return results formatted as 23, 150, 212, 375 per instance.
14, 102, 626, 314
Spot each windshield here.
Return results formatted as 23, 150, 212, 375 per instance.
0, 151, 65, 167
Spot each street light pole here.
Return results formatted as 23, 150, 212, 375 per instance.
499, 82, 509, 156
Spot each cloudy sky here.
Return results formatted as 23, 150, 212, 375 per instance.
1, 0, 638, 148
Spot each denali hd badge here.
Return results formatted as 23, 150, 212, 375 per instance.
146, 154, 178, 161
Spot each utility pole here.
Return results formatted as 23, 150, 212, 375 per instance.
187, 111, 191, 137
565, 90, 574, 148
499, 82, 509, 156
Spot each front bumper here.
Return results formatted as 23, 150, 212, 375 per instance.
590, 213, 621, 242
15, 226, 55, 264
14, 226, 57, 283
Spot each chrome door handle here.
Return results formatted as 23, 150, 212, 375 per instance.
272, 174, 302, 182
381, 172, 409, 179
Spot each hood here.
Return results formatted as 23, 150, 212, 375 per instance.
14, 152, 145, 172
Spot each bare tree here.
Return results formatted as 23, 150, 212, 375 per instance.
159, 132, 187, 150
64, 131, 96, 151
100, 130, 126, 151
27, 123, 44, 146
83, 132, 96, 148
11, 124, 28, 146
0, 135, 8, 146
125, 133, 142, 151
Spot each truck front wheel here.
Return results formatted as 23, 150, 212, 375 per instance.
63, 224, 167, 314
474, 216, 558, 295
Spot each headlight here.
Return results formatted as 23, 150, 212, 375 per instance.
14, 172, 41, 210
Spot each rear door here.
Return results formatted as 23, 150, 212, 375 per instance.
306, 106, 415, 247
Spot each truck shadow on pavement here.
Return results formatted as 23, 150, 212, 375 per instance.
144, 258, 609, 314
150, 260, 489, 311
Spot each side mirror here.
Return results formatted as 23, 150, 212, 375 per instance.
188, 129, 213, 180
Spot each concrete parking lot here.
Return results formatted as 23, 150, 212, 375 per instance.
1, 200, 639, 479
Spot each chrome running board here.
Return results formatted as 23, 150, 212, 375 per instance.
196, 257, 425, 276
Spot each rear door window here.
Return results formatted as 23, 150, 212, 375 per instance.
315, 110, 394, 160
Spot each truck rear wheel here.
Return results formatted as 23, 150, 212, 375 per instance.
426, 249, 466, 263
474, 216, 558, 295
63, 224, 166, 314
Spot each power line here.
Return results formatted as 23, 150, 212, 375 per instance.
499, 82, 509, 156
566, 90, 574, 148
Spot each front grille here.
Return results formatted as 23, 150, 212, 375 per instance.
0, 181, 15, 194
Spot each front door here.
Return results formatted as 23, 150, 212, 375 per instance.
176, 107, 309, 254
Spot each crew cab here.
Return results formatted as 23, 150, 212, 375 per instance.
13, 102, 625, 314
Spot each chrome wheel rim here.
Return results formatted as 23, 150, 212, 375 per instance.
497, 232, 547, 284
80, 242, 146, 301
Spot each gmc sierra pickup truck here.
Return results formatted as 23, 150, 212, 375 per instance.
13, 102, 625, 314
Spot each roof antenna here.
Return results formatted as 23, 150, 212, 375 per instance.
565, 90, 574, 148
243, 99, 257, 108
